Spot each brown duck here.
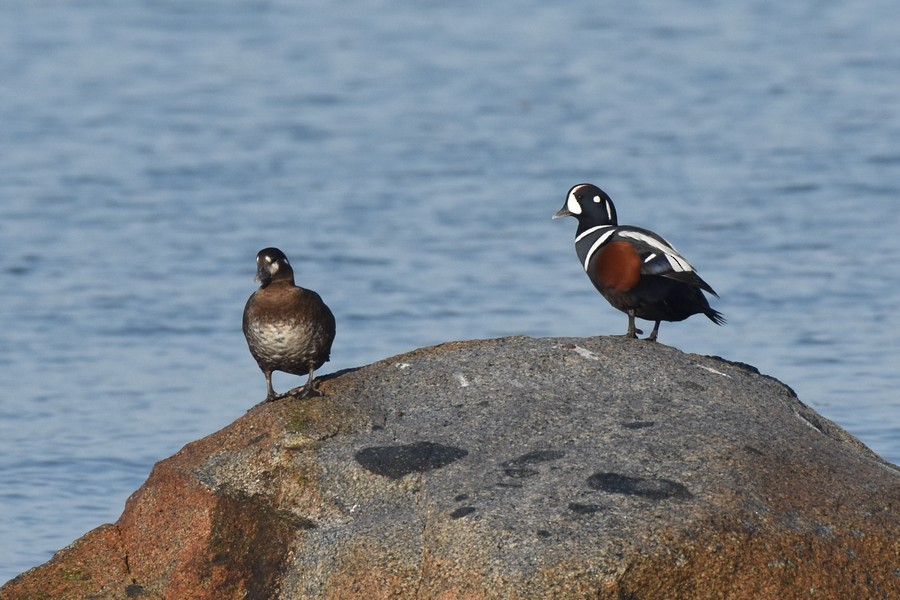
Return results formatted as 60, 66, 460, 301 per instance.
242, 247, 336, 401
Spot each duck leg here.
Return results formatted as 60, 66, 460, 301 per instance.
264, 369, 280, 402
623, 310, 643, 338
287, 367, 323, 398
646, 320, 662, 342
303, 366, 324, 397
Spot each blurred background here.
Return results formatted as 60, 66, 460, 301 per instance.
2, 0, 899, 582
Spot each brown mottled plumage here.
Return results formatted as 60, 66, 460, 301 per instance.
243, 247, 336, 401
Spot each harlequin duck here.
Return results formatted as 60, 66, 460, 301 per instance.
243, 247, 336, 401
553, 183, 724, 341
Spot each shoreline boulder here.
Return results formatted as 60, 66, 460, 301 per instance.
3, 336, 899, 599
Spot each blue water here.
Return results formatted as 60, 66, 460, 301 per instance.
2, 0, 899, 583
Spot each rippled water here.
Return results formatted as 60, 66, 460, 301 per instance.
2, 0, 899, 583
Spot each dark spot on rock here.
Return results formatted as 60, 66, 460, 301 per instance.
355, 441, 468, 479
815, 523, 836, 540
568, 502, 603, 514
496, 482, 523, 489
503, 468, 539, 478
536, 529, 552, 538
454, 493, 469, 502
799, 409, 826, 434
780, 381, 799, 399
740, 517, 760, 534
248, 433, 268, 445
559, 343, 576, 349
622, 421, 655, 429
205, 493, 303, 595
680, 380, 705, 391
502, 450, 565, 468
450, 506, 476, 519
710, 356, 759, 375
372, 424, 384, 431
744, 445, 763, 456
290, 515, 318, 531
587, 472, 692, 500
478, 400, 490, 407
125, 585, 146, 597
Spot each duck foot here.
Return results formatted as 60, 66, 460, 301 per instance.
284, 384, 323, 399
618, 327, 643, 339
248, 393, 285, 410
622, 312, 643, 338
643, 321, 661, 342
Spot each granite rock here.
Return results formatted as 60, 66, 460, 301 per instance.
3, 336, 899, 599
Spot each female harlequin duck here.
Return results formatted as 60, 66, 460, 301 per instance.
553, 183, 724, 341
243, 247, 336, 401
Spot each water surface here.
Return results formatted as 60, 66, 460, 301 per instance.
2, 0, 899, 582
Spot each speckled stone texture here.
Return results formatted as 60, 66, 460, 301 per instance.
4, 336, 899, 599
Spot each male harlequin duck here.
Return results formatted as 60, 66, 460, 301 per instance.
553, 183, 724, 341
243, 247, 336, 401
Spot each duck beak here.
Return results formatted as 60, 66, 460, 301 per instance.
552, 206, 573, 219
255, 262, 272, 287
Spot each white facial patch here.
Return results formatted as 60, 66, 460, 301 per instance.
644, 252, 657, 263
566, 186, 585, 215
268, 260, 280, 274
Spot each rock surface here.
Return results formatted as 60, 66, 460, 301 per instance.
3, 336, 900, 599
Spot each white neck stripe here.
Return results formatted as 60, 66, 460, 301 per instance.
582, 228, 617, 271
575, 224, 614, 243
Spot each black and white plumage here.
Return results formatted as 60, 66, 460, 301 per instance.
243, 247, 336, 401
553, 183, 724, 341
